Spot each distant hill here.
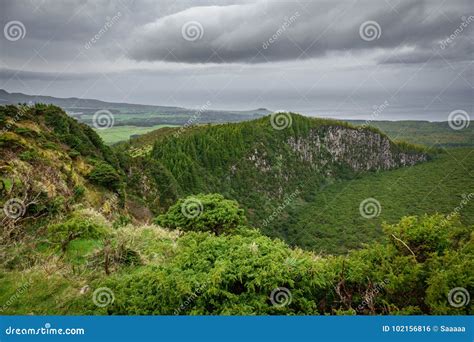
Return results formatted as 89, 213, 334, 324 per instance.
3, 89, 472, 148
347, 120, 474, 148
0, 89, 271, 126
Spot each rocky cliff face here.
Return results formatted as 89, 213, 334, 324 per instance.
287, 126, 427, 172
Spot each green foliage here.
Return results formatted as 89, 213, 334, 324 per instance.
88, 232, 327, 315
78, 213, 473, 315
88, 161, 122, 191
47, 214, 108, 252
68, 149, 81, 158
277, 148, 474, 254
383, 214, 452, 261
73, 185, 86, 202
14, 127, 38, 138
95, 124, 178, 145
146, 113, 430, 239
350, 120, 474, 148
0, 132, 26, 149
113, 214, 132, 228
123, 158, 181, 212
1, 103, 472, 316
156, 193, 246, 235
19, 149, 40, 162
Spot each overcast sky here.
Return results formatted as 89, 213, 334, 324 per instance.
0, 0, 472, 120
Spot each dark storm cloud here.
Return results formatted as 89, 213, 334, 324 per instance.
127, 0, 473, 64
1, 0, 471, 67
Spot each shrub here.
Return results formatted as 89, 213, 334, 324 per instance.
47, 214, 108, 252
19, 149, 40, 162
73, 185, 86, 202
155, 193, 246, 235
14, 127, 38, 138
87, 232, 328, 315
68, 150, 81, 158
87, 161, 121, 191
113, 214, 132, 228
383, 214, 455, 261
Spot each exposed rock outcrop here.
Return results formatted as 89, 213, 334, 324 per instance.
287, 126, 427, 172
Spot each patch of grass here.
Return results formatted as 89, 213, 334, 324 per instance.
95, 125, 178, 145
0, 270, 79, 314
66, 239, 103, 264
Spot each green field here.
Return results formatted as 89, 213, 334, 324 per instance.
95, 125, 177, 144
267, 148, 474, 254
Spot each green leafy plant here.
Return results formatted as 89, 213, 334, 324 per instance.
47, 214, 108, 252
155, 193, 246, 235
88, 161, 121, 191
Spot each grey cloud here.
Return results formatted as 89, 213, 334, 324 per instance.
0, 68, 95, 81
0, 0, 471, 122
127, 0, 473, 64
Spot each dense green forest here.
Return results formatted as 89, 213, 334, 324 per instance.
0, 104, 472, 315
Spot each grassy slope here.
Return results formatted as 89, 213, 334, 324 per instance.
95, 124, 177, 145
267, 148, 474, 254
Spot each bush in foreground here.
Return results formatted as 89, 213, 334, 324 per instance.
84, 213, 472, 315
155, 193, 246, 235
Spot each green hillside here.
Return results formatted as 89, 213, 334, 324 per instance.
141, 114, 429, 215
0, 104, 472, 316
268, 148, 474, 254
